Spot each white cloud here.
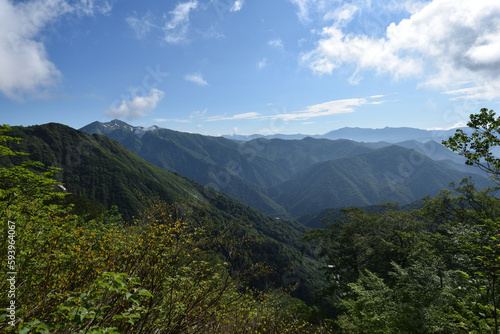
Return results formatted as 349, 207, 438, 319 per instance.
190, 108, 207, 119
289, 0, 360, 23
126, 12, 155, 39
427, 121, 468, 131
230, 0, 244, 12
289, 0, 314, 23
164, 0, 198, 44
154, 118, 191, 123
302, 25, 423, 79
266, 95, 387, 121
207, 112, 260, 121
184, 73, 208, 86
75, 0, 112, 16
323, 3, 359, 25
206, 96, 387, 122
302, 0, 500, 98
257, 58, 267, 70
443, 85, 499, 101
384, 0, 430, 15
0, 0, 111, 100
202, 26, 225, 39
268, 38, 284, 49
106, 88, 165, 120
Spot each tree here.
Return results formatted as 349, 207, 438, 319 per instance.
442, 108, 500, 178
0, 125, 68, 222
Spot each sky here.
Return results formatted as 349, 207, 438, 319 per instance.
1, 0, 500, 136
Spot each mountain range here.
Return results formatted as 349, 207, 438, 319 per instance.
80, 120, 490, 218
223, 126, 473, 143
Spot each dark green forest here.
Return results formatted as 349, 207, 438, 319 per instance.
1, 108, 500, 333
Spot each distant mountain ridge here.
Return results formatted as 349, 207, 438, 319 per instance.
224, 126, 472, 143
80, 120, 490, 218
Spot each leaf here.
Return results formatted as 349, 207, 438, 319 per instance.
19, 328, 31, 334
138, 289, 153, 298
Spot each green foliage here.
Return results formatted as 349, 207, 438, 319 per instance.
306, 182, 500, 332
0, 125, 28, 157
337, 270, 396, 333
17, 272, 151, 334
443, 107, 500, 177
0, 161, 67, 220
0, 126, 67, 222
305, 206, 423, 306
0, 198, 329, 333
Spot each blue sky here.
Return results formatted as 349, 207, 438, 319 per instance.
1, 0, 500, 136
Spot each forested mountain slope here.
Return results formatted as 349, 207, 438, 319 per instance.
268, 145, 492, 216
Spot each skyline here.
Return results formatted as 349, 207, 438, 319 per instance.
1, 0, 500, 136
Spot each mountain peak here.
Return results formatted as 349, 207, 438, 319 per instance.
103, 119, 134, 131
79, 120, 163, 137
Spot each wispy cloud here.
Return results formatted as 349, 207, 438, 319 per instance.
190, 108, 207, 120
0, 0, 111, 100
443, 85, 499, 101
154, 118, 191, 123
289, 0, 350, 23
427, 121, 468, 131
257, 58, 267, 70
207, 112, 260, 121
323, 3, 359, 25
288, 0, 312, 23
126, 12, 156, 39
184, 73, 208, 86
265, 96, 387, 121
164, 0, 198, 44
302, 1, 500, 98
230, 0, 244, 12
106, 88, 165, 120
268, 38, 284, 49
74, 0, 112, 16
206, 96, 387, 122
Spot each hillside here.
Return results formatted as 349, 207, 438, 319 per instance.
269, 145, 491, 216
3, 123, 203, 220
238, 137, 374, 174
81, 120, 289, 216
2, 123, 324, 303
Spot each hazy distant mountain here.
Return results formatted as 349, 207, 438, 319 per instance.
81, 120, 489, 218
224, 126, 473, 144
320, 126, 470, 143
224, 133, 312, 141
